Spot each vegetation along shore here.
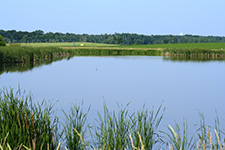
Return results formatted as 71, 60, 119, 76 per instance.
1, 42, 225, 64
0, 87, 225, 150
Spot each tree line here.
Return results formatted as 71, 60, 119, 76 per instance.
0, 29, 225, 45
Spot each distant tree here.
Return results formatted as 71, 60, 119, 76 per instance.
163, 39, 169, 44
0, 35, 6, 46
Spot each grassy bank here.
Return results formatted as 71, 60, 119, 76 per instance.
1, 88, 225, 150
18, 42, 225, 50
1, 43, 225, 64
0, 46, 75, 63
120, 43, 225, 50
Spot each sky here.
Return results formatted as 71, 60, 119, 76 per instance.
1, 0, 225, 36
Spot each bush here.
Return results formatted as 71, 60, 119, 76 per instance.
0, 35, 6, 46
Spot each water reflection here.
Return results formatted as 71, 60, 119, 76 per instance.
163, 56, 225, 62
0, 58, 67, 75
1, 55, 225, 75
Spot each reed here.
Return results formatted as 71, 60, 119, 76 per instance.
162, 49, 225, 59
92, 103, 165, 149
0, 87, 59, 149
63, 103, 90, 150
92, 103, 133, 149
131, 105, 165, 150
0, 46, 71, 63
2, 87, 225, 149
163, 120, 196, 150
197, 112, 225, 150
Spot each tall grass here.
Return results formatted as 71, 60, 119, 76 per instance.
63, 103, 90, 150
92, 103, 165, 149
164, 112, 225, 150
1, 44, 225, 64
121, 43, 225, 50
131, 105, 165, 149
0, 46, 72, 63
0, 87, 59, 149
162, 49, 225, 59
93, 103, 133, 149
2, 87, 225, 149
163, 120, 196, 150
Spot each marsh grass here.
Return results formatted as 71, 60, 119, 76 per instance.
163, 121, 196, 150
131, 105, 165, 149
164, 112, 225, 150
162, 48, 225, 59
63, 103, 90, 150
121, 43, 225, 50
92, 103, 165, 150
1, 42, 225, 64
0, 46, 72, 63
0, 87, 59, 149
2, 88, 225, 149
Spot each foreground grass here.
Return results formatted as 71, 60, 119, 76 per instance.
1, 87, 225, 150
0, 88, 58, 149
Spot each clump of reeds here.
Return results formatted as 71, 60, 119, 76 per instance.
0, 87, 59, 149
131, 104, 165, 150
196, 112, 225, 150
164, 112, 225, 150
163, 120, 196, 150
63, 102, 90, 150
0, 46, 72, 63
92, 103, 165, 149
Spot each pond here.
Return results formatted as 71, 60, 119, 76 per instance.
0, 56, 225, 134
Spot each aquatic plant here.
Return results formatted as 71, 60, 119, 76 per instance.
0, 87, 59, 149
92, 103, 165, 150
163, 120, 196, 150
131, 105, 165, 150
63, 103, 90, 150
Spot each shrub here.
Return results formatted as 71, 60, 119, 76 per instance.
0, 35, 6, 46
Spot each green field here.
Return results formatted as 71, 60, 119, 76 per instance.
19, 42, 117, 47
17, 42, 225, 50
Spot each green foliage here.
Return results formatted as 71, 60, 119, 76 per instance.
0, 46, 70, 63
2, 87, 225, 149
0, 87, 58, 149
121, 43, 225, 50
92, 103, 165, 150
1, 29, 225, 45
21, 42, 117, 47
93, 103, 133, 149
131, 105, 165, 149
163, 120, 196, 150
63, 103, 90, 150
0, 35, 6, 46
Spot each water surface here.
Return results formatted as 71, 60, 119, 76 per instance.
0, 56, 225, 132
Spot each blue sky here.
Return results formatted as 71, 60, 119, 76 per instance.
1, 0, 225, 36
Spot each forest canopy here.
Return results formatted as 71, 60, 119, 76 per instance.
0, 30, 225, 45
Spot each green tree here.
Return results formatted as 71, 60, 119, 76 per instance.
163, 39, 169, 44
0, 35, 6, 46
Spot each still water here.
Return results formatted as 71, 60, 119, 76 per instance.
0, 56, 225, 132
